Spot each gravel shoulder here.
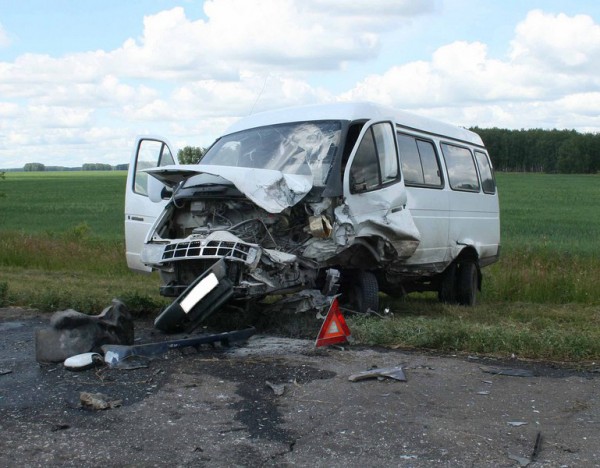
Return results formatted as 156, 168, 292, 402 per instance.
0, 308, 598, 467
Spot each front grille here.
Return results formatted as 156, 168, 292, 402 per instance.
162, 240, 254, 263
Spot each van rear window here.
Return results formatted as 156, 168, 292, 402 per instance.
475, 151, 496, 194
441, 143, 480, 192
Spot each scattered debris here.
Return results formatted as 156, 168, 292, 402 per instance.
102, 327, 256, 367
349, 366, 407, 382
35, 299, 134, 363
109, 355, 151, 370
79, 392, 122, 410
481, 367, 535, 378
265, 381, 286, 396
51, 424, 70, 432
531, 431, 543, 461
507, 421, 528, 427
508, 453, 531, 467
507, 433, 543, 466
64, 352, 103, 371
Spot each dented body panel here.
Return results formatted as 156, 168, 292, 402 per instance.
125, 102, 500, 315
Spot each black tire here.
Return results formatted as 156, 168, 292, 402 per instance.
438, 263, 457, 304
344, 270, 379, 313
457, 262, 478, 306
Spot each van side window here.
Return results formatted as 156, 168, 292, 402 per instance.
475, 151, 496, 194
397, 133, 442, 187
441, 143, 480, 192
350, 122, 399, 193
418, 140, 443, 186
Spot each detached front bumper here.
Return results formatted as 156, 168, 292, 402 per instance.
154, 259, 234, 332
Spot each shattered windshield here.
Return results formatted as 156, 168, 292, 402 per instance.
199, 121, 342, 186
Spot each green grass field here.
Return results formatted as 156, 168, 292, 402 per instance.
0, 171, 599, 361
0, 171, 126, 239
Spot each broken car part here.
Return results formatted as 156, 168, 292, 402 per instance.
63, 352, 103, 371
348, 366, 407, 382
154, 259, 233, 332
35, 299, 134, 363
101, 327, 256, 367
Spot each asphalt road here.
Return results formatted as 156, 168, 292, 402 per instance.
1, 308, 599, 467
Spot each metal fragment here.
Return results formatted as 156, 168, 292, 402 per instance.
349, 366, 407, 382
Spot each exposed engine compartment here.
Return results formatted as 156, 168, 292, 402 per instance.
144, 191, 334, 300
167, 199, 310, 249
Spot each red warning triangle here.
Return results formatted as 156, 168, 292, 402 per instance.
315, 298, 351, 347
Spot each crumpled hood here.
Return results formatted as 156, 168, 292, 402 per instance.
145, 164, 313, 214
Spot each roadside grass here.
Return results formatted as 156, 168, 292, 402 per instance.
348, 299, 600, 362
0, 266, 168, 316
1, 171, 599, 361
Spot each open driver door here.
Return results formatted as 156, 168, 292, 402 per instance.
125, 137, 176, 273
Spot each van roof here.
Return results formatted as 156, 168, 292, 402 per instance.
225, 101, 484, 146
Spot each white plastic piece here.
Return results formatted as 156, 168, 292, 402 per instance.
64, 352, 102, 371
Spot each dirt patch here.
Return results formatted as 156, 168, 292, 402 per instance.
1, 308, 599, 467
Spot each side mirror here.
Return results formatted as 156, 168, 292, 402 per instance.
147, 175, 170, 202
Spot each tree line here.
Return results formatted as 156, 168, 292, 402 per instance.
21, 163, 129, 172
16, 129, 600, 175
471, 127, 600, 174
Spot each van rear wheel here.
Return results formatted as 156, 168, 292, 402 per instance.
344, 271, 379, 314
438, 263, 457, 304
457, 262, 478, 306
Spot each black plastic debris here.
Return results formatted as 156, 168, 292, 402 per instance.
531, 432, 543, 461
102, 326, 256, 367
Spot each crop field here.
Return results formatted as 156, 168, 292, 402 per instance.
0, 171, 599, 361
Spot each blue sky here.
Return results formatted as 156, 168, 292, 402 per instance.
1, 0, 600, 168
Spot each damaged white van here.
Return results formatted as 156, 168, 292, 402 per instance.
125, 102, 500, 331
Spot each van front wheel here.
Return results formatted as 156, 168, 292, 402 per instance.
457, 262, 478, 306
343, 271, 379, 314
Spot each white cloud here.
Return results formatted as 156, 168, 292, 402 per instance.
340, 41, 543, 106
342, 10, 600, 130
1, 4, 600, 169
510, 10, 600, 71
108, 1, 429, 79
